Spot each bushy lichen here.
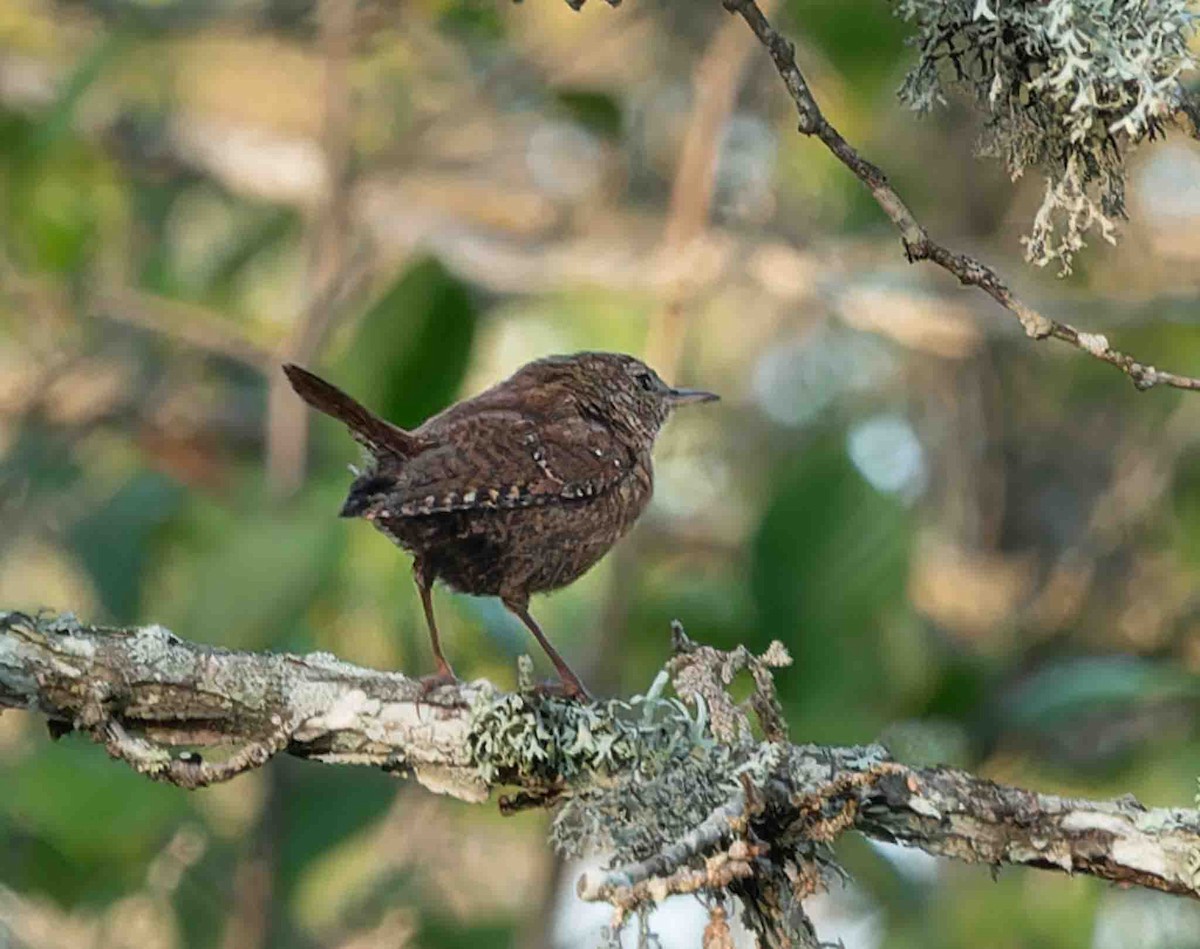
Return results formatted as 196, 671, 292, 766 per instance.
470, 681, 720, 860
467, 660, 790, 870
550, 742, 744, 865
466, 676, 709, 787
894, 0, 1200, 272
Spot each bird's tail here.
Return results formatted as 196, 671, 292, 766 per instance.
282, 364, 424, 459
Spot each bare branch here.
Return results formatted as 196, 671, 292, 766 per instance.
719, 0, 1200, 393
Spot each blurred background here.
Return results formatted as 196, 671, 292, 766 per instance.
2, 1, 1200, 947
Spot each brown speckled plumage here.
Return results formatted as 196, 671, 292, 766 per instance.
283, 352, 718, 699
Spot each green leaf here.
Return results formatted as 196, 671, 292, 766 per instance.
159, 480, 345, 651
203, 203, 300, 305
172, 843, 239, 949
783, 0, 909, 99
335, 257, 478, 431
275, 762, 397, 915
417, 914, 516, 949
0, 422, 84, 563
26, 33, 127, 159
438, 0, 507, 40
554, 89, 623, 140
997, 657, 1200, 731
66, 471, 184, 624
0, 739, 190, 906
6, 143, 123, 275
750, 434, 913, 741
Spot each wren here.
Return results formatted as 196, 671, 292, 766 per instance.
283, 352, 718, 699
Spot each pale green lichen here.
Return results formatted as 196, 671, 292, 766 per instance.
894, 0, 1200, 272
466, 682, 710, 788
466, 661, 790, 870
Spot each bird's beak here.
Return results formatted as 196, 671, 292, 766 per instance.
666, 387, 720, 406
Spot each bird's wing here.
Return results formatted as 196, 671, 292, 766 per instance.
384, 408, 636, 516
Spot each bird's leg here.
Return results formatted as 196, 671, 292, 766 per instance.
415, 565, 457, 690
501, 596, 592, 701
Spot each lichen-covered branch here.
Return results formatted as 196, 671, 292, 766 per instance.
4, 611, 1200, 946
716, 0, 1200, 393
0, 611, 484, 796
894, 0, 1199, 272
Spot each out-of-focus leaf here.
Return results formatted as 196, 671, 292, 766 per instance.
203, 203, 300, 304
783, 0, 909, 99
937, 866, 1099, 949
0, 740, 190, 905
132, 177, 193, 296
983, 656, 1200, 772
66, 470, 184, 623
417, 914, 515, 949
1000, 657, 1200, 725
160, 479, 345, 651
989, 656, 1200, 770
0, 423, 85, 561
0, 423, 83, 508
918, 656, 990, 732
0, 37, 124, 270
438, 0, 506, 40
335, 256, 477, 431
6, 143, 123, 275
135, 179, 298, 305
26, 34, 127, 159
276, 763, 397, 914
1173, 446, 1200, 567
173, 843, 239, 949
751, 434, 913, 742
555, 89, 623, 140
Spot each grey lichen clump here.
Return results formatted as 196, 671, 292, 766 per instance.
467, 672, 745, 864
467, 634, 795, 884
468, 688, 688, 784
551, 733, 746, 866
894, 0, 1200, 272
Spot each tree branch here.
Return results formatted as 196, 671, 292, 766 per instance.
718, 0, 1200, 393
3, 610, 1199, 945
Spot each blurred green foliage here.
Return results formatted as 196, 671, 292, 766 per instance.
1, 2, 1199, 948
2, 741, 193, 905
67, 470, 184, 622
783, 0, 909, 98
753, 435, 913, 741
336, 257, 478, 431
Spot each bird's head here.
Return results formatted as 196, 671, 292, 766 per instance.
516, 352, 719, 441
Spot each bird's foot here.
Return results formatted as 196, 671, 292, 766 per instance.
530, 678, 592, 703
416, 670, 459, 696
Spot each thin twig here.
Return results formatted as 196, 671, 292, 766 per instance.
94, 287, 275, 371
719, 0, 1200, 392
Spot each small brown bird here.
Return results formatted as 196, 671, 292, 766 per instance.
283, 352, 718, 699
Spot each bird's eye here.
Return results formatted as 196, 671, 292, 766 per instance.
637, 373, 655, 392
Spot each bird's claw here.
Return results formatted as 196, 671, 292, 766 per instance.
530, 678, 592, 703
417, 671, 460, 696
